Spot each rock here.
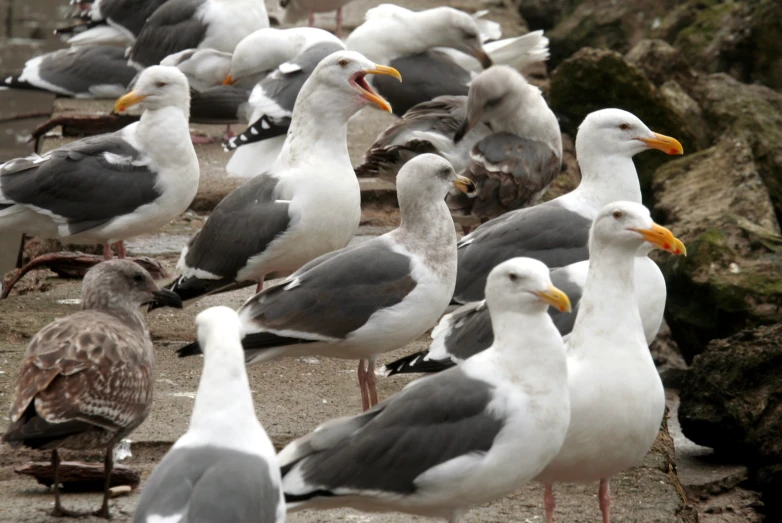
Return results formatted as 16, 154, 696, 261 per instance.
514, 0, 573, 30
548, 48, 698, 190
649, 321, 687, 388
689, 73, 782, 217
678, 324, 782, 520
653, 136, 782, 360
625, 39, 698, 90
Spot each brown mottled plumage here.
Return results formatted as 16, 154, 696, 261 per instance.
2, 260, 182, 518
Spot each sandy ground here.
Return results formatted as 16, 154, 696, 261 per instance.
0, 0, 698, 521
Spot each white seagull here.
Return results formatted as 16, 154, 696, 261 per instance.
132, 306, 285, 523
277, 257, 572, 522
176, 155, 476, 411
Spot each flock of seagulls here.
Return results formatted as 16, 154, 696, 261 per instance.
0, 1, 689, 522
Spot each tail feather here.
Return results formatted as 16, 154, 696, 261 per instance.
223, 115, 290, 152
381, 351, 454, 376
486, 31, 550, 70
177, 331, 316, 358
356, 140, 440, 180
148, 276, 255, 311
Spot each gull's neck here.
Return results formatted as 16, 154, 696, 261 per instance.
566, 151, 642, 213
567, 242, 646, 355
393, 197, 456, 278
136, 105, 194, 169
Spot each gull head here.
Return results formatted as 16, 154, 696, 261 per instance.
396, 154, 475, 208
591, 201, 686, 256
114, 65, 190, 114
576, 108, 684, 160
429, 7, 492, 68
82, 260, 183, 311
485, 258, 572, 315
196, 306, 244, 359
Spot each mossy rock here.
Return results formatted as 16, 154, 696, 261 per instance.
549, 48, 699, 192
653, 136, 782, 360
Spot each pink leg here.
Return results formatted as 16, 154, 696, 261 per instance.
224, 124, 235, 140
114, 241, 127, 259
307, 11, 314, 26
190, 133, 215, 145
335, 7, 343, 38
461, 225, 472, 236
366, 357, 378, 407
255, 280, 264, 294
544, 483, 556, 523
102, 242, 114, 260
599, 479, 611, 523
357, 359, 370, 412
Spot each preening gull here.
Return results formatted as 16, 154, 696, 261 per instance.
58, 0, 170, 46
453, 108, 684, 304
224, 40, 345, 177
132, 307, 284, 523
359, 65, 562, 223
157, 51, 400, 307
384, 226, 684, 376
0, 66, 199, 262
177, 155, 477, 412
276, 257, 571, 521
2, 260, 182, 518
535, 202, 686, 523
3, 45, 137, 98
346, 5, 550, 116
279, 0, 356, 37
128, 0, 269, 69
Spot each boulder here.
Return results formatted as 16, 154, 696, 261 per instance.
653, 136, 782, 360
548, 48, 698, 189
514, 0, 573, 30
678, 323, 782, 520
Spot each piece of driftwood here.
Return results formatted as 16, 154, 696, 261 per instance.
1, 252, 168, 299
30, 114, 139, 151
14, 461, 140, 492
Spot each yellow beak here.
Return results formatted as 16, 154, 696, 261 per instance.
631, 223, 687, 256
473, 49, 493, 69
452, 175, 477, 196
358, 65, 401, 113
223, 74, 236, 85
638, 132, 684, 155
534, 285, 572, 313
114, 91, 147, 113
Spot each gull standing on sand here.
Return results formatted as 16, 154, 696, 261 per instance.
279, 0, 356, 38
0, 66, 199, 279
535, 201, 686, 523
2, 260, 183, 518
158, 51, 401, 306
133, 307, 284, 523
277, 258, 572, 522
177, 155, 476, 411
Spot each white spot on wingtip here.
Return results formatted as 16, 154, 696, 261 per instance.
239, 135, 248, 141
250, 127, 258, 135
261, 120, 270, 130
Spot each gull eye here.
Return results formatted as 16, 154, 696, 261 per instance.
485, 98, 501, 109
133, 274, 144, 282
156, 81, 167, 88
619, 123, 630, 131
508, 273, 518, 282
612, 210, 623, 219
338, 59, 349, 68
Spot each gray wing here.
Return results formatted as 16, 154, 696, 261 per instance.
0, 134, 162, 236
133, 446, 281, 523
547, 265, 584, 335
283, 368, 503, 499
448, 133, 562, 221
454, 201, 592, 303
179, 174, 290, 281
100, 0, 171, 36
224, 42, 343, 151
240, 238, 417, 340
4, 46, 136, 98
356, 96, 467, 180
374, 50, 471, 117
129, 0, 208, 67
190, 86, 251, 124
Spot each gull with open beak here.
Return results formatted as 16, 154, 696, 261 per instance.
154, 51, 403, 309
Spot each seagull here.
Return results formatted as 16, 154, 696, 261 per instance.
132, 306, 284, 523
161, 48, 234, 91
0, 66, 199, 270
278, 0, 356, 37
128, 0, 269, 69
453, 108, 684, 304
223, 40, 345, 177
346, 5, 550, 116
2, 260, 183, 518
57, 0, 171, 46
2, 45, 137, 98
176, 154, 477, 411
535, 201, 686, 523
359, 65, 562, 223
276, 257, 572, 522
383, 241, 681, 375
157, 51, 401, 307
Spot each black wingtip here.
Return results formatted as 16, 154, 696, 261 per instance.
383, 351, 454, 376
177, 341, 202, 358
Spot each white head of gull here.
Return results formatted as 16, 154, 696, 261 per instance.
176, 154, 476, 412
276, 257, 571, 522
535, 201, 685, 523
132, 306, 285, 523
2, 260, 182, 518
163, 51, 401, 307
